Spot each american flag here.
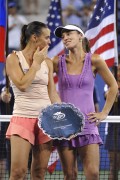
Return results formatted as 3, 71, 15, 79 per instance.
85, 0, 118, 67
0, 0, 7, 62
46, 0, 64, 174
46, 0, 64, 58
47, 147, 59, 174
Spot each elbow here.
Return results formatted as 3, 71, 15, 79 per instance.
115, 83, 118, 94
13, 80, 30, 92
17, 84, 27, 92
108, 81, 118, 96
19, 87, 26, 92
112, 82, 118, 96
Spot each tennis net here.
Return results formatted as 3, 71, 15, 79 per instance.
0, 115, 120, 180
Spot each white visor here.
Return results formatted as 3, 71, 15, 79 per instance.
54, 25, 84, 38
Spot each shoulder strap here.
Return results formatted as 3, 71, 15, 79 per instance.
77, 53, 91, 88
14, 51, 25, 74
58, 55, 72, 88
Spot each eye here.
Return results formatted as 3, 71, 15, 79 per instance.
67, 32, 70, 36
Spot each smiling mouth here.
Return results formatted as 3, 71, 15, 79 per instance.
65, 42, 71, 45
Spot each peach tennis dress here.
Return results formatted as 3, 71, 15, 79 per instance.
6, 51, 51, 145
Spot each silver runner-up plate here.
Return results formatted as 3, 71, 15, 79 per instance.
38, 103, 85, 140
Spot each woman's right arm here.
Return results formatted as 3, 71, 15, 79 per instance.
6, 46, 48, 91
6, 53, 39, 91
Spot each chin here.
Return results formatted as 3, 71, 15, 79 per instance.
65, 45, 73, 50
68, 46, 74, 50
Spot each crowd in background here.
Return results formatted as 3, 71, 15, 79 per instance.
6, 0, 120, 53
7, 0, 97, 30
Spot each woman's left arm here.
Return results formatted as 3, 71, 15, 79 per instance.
88, 54, 118, 124
46, 59, 61, 104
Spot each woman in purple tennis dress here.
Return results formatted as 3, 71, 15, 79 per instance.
53, 25, 118, 180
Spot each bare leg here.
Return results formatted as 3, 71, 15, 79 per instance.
78, 144, 99, 180
31, 140, 52, 180
9, 135, 31, 180
57, 146, 78, 180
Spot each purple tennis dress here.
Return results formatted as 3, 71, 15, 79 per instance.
54, 53, 103, 147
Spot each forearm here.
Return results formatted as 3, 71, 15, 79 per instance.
102, 85, 118, 115
7, 46, 48, 92
8, 24, 16, 31
49, 91, 61, 104
17, 64, 40, 91
21, 45, 48, 89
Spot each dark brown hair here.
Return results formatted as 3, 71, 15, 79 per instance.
20, 21, 48, 49
82, 37, 91, 53
71, 24, 91, 53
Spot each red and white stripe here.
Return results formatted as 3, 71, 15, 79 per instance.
85, 14, 118, 67
47, 147, 59, 174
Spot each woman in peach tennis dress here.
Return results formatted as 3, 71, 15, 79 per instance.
6, 21, 61, 180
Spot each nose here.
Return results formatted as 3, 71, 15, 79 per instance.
63, 34, 68, 41
62, 36, 69, 44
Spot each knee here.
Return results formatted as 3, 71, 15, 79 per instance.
85, 167, 99, 180
64, 168, 78, 180
89, 170, 99, 179
31, 166, 47, 179
10, 166, 27, 179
